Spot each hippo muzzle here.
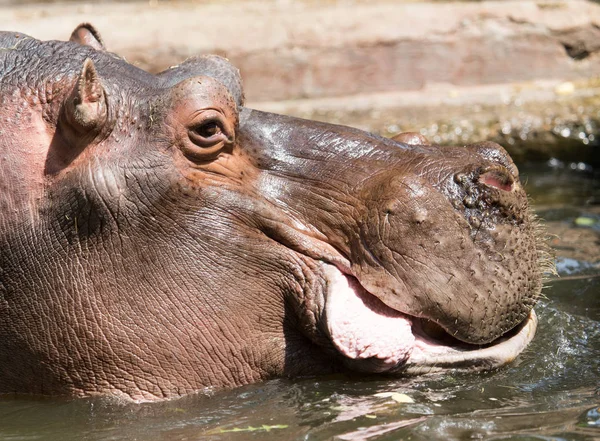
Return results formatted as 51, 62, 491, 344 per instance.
0, 25, 551, 400
236, 110, 548, 374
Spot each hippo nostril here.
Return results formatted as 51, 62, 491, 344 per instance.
467, 141, 519, 179
391, 132, 431, 146
479, 168, 514, 192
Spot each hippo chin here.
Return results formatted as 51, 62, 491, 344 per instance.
0, 24, 551, 401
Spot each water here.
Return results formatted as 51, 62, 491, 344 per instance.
0, 162, 598, 441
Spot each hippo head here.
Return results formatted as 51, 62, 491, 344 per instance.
0, 25, 551, 400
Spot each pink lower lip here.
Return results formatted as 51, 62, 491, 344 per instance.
324, 264, 415, 369
322, 263, 537, 373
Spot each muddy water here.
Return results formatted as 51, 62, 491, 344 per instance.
0, 162, 598, 441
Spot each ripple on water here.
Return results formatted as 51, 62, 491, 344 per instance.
555, 257, 599, 276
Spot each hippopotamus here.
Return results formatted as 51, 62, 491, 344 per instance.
0, 24, 550, 401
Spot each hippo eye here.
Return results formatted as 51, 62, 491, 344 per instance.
183, 109, 235, 161
193, 120, 221, 139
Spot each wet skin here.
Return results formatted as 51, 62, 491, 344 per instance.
0, 25, 551, 401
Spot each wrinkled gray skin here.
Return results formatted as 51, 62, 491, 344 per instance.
0, 25, 548, 401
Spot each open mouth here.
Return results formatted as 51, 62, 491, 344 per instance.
322, 263, 537, 374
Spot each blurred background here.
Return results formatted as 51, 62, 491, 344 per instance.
0, 1, 598, 440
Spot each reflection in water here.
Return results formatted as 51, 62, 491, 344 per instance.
0, 163, 598, 441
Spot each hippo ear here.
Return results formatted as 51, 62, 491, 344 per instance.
69, 23, 106, 51
63, 58, 108, 134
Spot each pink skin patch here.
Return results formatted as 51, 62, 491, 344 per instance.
321, 263, 538, 373
324, 265, 414, 369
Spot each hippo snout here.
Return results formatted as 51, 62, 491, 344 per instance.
343, 150, 541, 345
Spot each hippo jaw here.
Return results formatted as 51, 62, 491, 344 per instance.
321, 263, 538, 374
